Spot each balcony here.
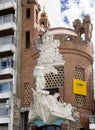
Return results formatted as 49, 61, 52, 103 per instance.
0, 14, 16, 31
0, 35, 16, 54
0, 125, 8, 130
0, 0, 17, 11
0, 105, 10, 124
0, 81, 12, 98
0, 57, 15, 77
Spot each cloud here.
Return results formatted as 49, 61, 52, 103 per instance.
61, 0, 95, 46
38, 0, 66, 27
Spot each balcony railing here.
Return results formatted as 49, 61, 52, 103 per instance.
0, 0, 16, 10
0, 14, 16, 25
0, 0, 16, 3
0, 81, 12, 93
0, 107, 9, 117
0, 35, 15, 47
0, 57, 14, 69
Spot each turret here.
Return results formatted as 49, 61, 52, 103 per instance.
40, 7, 50, 31
73, 15, 93, 42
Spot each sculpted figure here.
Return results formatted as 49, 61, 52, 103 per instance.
73, 19, 83, 35
33, 65, 57, 92
83, 15, 93, 41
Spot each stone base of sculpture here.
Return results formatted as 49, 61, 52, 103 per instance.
28, 89, 80, 126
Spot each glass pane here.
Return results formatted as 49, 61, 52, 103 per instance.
56, 127, 60, 130
1, 60, 7, 68
47, 126, 54, 130
0, 82, 11, 92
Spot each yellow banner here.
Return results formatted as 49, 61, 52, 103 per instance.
73, 79, 87, 96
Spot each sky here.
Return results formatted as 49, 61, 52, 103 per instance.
38, 0, 95, 47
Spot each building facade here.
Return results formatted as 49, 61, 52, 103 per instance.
0, 0, 94, 130
20, 0, 94, 130
0, 0, 21, 130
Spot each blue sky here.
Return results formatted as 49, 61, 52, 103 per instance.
38, 0, 95, 46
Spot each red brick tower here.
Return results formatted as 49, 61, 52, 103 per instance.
20, 0, 50, 130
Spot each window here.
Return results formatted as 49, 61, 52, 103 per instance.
44, 66, 64, 89
0, 58, 13, 69
23, 83, 30, 104
0, 82, 12, 93
75, 66, 85, 80
26, 8, 30, 18
21, 112, 28, 130
25, 31, 30, 49
36, 10, 38, 23
27, 0, 30, 4
41, 22, 45, 26
75, 66, 86, 106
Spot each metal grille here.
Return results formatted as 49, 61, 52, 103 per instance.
23, 83, 30, 104
75, 66, 85, 106
75, 66, 85, 80
75, 95, 85, 106
44, 66, 64, 89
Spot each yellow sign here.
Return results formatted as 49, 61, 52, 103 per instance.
73, 79, 87, 96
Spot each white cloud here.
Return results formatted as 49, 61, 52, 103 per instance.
38, 0, 65, 27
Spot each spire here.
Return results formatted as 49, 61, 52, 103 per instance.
40, 6, 50, 30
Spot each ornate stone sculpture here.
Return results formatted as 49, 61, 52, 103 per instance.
83, 15, 93, 42
28, 33, 80, 126
73, 19, 83, 36
36, 33, 64, 66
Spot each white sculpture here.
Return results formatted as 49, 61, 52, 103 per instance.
36, 33, 65, 66
28, 88, 80, 124
28, 33, 80, 126
33, 65, 57, 92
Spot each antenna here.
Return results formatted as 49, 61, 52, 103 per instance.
43, 0, 46, 12
43, 6, 45, 12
